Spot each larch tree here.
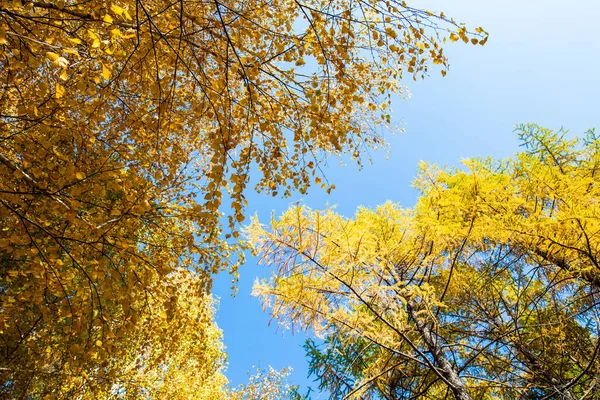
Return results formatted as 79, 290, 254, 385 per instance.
248, 125, 600, 399
0, 0, 486, 395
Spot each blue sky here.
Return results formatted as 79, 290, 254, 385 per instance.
213, 0, 600, 395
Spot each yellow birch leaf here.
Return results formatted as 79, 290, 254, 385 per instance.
111, 4, 125, 16
88, 30, 101, 48
103, 14, 113, 24
55, 83, 65, 98
51, 57, 69, 68
102, 63, 111, 80
45, 52, 59, 61
385, 27, 398, 39
122, 28, 136, 39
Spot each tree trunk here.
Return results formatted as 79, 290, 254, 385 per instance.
407, 302, 471, 400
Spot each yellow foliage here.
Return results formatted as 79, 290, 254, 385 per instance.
3, 267, 230, 398
248, 125, 600, 399
415, 124, 600, 288
0, 0, 485, 396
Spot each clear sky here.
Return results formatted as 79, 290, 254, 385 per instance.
213, 0, 600, 395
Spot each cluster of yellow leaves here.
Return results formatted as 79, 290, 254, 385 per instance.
415, 124, 600, 288
248, 125, 600, 399
0, 0, 485, 396
249, 203, 470, 398
229, 366, 298, 400
2, 267, 230, 399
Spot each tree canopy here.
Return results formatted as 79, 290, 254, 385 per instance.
248, 124, 600, 399
0, 0, 486, 396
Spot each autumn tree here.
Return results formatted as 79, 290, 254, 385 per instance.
230, 366, 307, 400
0, 0, 485, 395
248, 125, 600, 399
1, 267, 230, 399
